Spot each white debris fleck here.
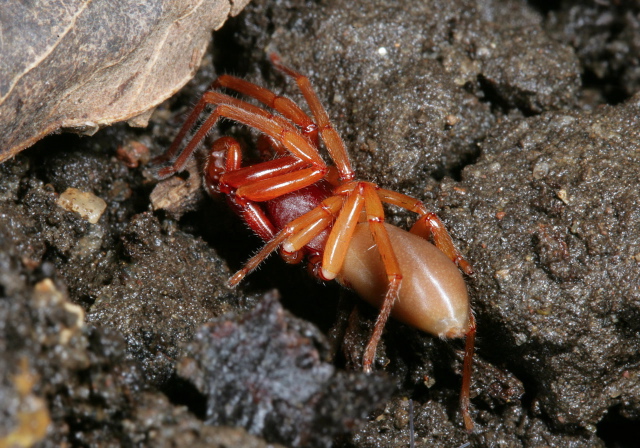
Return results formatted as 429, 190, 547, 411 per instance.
56, 187, 107, 224
556, 189, 570, 205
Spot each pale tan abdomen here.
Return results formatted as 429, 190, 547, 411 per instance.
339, 223, 470, 338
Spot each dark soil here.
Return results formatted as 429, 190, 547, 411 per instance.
1, 0, 639, 447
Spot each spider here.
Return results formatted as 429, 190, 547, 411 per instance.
155, 54, 476, 430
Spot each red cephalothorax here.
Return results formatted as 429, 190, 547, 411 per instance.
155, 54, 476, 430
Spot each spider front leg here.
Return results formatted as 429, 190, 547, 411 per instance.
205, 136, 330, 249
155, 91, 326, 184
154, 90, 275, 167
205, 136, 277, 242
270, 54, 355, 181
212, 75, 320, 147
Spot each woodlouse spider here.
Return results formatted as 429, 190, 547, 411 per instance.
155, 54, 476, 430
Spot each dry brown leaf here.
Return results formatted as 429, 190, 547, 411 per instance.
0, 0, 250, 163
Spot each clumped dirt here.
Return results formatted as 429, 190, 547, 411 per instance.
459, 103, 640, 426
547, 1, 640, 102
1, 0, 639, 447
178, 293, 392, 447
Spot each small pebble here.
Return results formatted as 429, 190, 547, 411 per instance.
56, 187, 107, 224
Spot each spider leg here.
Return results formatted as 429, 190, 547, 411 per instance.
207, 137, 330, 259
235, 166, 327, 202
220, 156, 307, 189
320, 183, 366, 281
213, 75, 319, 147
377, 188, 473, 274
205, 137, 277, 242
281, 214, 334, 254
360, 183, 402, 373
158, 98, 327, 181
410, 213, 473, 275
204, 136, 243, 191
257, 134, 288, 159
228, 196, 344, 286
460, 314, 476, 431
207, 143, 324, 202
270, 54, 355, 181
155, 89, 296, 166
378, 187, 476, 428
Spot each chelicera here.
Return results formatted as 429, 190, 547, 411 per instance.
155, 54, 476, 430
